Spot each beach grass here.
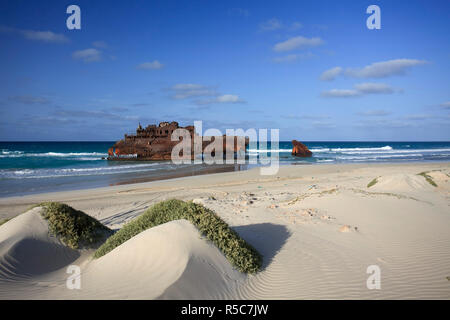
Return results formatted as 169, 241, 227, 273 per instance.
94, 199, 262, 274
418, 172, 437, 187
286, 188, 338, 205
39, 202, 112, 249
367, 177, 378, 188
0, 218, 11, 226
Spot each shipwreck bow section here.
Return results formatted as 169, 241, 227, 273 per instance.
107, 121, 249, 161
291, 140, 313, 157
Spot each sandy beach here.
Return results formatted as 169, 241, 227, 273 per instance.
0, 162, 449, 299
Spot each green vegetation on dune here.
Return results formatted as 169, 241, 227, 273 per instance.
0, 218, 11, 226
367, 177, 378, 188
418, 172, 437, 187
94, 199, 262, 274
39, 202, 112, 249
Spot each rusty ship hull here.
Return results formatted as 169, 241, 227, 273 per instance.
107, 121, 248, 161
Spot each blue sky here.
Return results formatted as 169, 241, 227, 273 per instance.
0, 0, 449, 141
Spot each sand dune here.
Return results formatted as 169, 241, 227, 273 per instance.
0, 208, 79, 281
0, 215, 244, 299
427, 170, 449, 183
79, 220, 243, 299
370, 173, 434, 193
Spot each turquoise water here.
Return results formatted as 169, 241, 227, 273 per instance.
1, 141, 449, 197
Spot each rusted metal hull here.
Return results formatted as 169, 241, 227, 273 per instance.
108, 122, 248, 161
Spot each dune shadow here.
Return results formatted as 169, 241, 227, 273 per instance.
232, 223, 291, 270
0, 239, 80, 278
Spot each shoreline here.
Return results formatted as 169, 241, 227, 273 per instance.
2, 159, 449, 200
2, 140, 449, 198
1, 161, 448, 218
0, 162, 248, 199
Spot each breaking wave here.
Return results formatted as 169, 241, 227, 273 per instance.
309, 146, 393, 152
0, 162, 170, 179
0, 151, 107, 158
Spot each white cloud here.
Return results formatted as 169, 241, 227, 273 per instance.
320, 59, 428, 81
440, 101, 450, 109
273, 36, 323, 52
92, 41, 108, 48
354, 119, 414, 129
260, 18, 282, 31
289, 22, 303, 30
260, 19, 302, 32
54, 108, 139, 121
172, 84, 206, 90
0, 26, 69, 43
312, 121, 336, 129
283, 114, 330, 120
321, 89, 360, 98
320, 67, 343, 81
356, 110, 391, 117
216, 94, 244, 103
72, 48, 102, 62
273, 52, 314, 63
168, 84, 217, 99
137, 60, 164, 70
321, 82, 396, 98
9, 95, 51, 104
346, 59, 427, 78
168, 84, 245, 105
404, 114, 433, 120
354, 82, 395, 94
174, 89, 216, 99
22, 30, 68, 43
196, 94, 246, 105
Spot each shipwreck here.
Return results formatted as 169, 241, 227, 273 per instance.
107, 121, 249, 161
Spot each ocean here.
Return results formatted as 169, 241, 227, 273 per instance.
1, 141, 449, 197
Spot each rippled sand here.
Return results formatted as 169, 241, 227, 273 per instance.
0, 162, 449, 299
